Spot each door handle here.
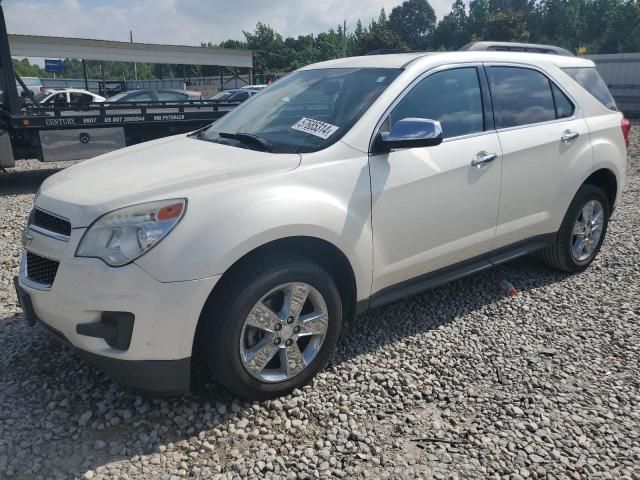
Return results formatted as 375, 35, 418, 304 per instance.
471, 152, 498, 168
561, 130, 580, 143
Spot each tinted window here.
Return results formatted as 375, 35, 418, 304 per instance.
157, 91, 188, 101
229, 91, 249, 101
551, 84, 574, 118
52, 93, 68, 106
125, 92, 153, 102
563, 67, 616, 110
489, 67, 556, 128
70, 92, 92, 104
387, 67, 484, 139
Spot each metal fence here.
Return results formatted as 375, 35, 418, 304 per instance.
588, 53, 640, 118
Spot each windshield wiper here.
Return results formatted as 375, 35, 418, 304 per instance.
187, 126, 209, 139
218, 132, 273, 152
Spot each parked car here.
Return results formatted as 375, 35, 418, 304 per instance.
106, 89, 202, 102
208, 89, 243, 102
209, 89, 256, 105
241, 84, 268, 91
15, 45, 630, 399
16, 76, 44, 97
32, 88, 106, 106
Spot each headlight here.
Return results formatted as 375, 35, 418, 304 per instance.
76, 199, 186, 267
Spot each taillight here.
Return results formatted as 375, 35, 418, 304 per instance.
621, 117, 631, 148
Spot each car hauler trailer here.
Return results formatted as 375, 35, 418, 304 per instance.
0, 2, 252, 169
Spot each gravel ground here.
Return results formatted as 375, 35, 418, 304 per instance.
1, 129, 639, 480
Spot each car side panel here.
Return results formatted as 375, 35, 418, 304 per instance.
135, 141, 374, 301
493, 117, 594, 248
584, 112, 627, 207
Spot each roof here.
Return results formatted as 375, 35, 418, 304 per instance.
302, 53, 432, 70
302, 51, 593, 71
8, 34, 253, 68
44, 87, 99, 94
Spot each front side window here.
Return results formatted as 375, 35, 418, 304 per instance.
385, 67, 484, 139
488, 66, 556, 128
201, 67, 401, 153
52, 93, 68, 106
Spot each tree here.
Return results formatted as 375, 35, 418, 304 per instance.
433, 0, 471, 49
354, 9, 408, 55
12, 58, 49, 78
389, 0, 437, 49
243, 23, 286, 72
485, 10, 530, 41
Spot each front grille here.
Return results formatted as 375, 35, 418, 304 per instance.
31, 209, 71, 237
26, 252, 60, 286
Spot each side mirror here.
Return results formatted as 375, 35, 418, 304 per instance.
376, 118, 443, 152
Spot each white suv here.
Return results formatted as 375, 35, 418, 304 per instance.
15, 46, 630, 399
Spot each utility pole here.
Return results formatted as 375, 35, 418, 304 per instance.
130, 30, 138, 81
343, 20, 347, 58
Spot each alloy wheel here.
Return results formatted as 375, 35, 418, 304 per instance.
571, 199, 604, 262
239, 282, 329, 383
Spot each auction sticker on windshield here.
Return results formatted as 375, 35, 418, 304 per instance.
291, 117, 339, 140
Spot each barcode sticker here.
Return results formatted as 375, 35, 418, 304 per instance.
291, 117, 339, 139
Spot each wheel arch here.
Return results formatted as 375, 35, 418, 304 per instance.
582, 168, 617, 214
192, 235, 359, 356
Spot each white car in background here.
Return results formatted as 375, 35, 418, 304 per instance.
15, 43, 630, 399
33, 88, 106, 106
16, 76, 44, 97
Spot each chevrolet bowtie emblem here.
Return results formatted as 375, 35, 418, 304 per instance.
21, 230, 33, 247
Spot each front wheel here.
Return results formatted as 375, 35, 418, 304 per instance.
542, 184, 610, 272
200, 254, 342, 400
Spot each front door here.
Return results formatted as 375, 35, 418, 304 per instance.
369, 65, 502, 294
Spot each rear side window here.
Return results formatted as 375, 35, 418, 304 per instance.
563, 67, 616, 110
551, 84, 574, 118
488, 66, 556, 128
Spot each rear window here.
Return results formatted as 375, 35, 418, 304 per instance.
563, 67, 616, 110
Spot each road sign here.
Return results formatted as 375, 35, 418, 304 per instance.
44, 59, 63, 73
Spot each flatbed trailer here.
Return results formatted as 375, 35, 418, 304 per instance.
0, 2, 234, 169
1, 101, 231, 166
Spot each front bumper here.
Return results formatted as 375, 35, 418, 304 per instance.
15, 277, 191, 393
16, 228, 219, 392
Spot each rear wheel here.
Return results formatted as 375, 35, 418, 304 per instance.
542, 184, 610, 272
200, 254, 342, 399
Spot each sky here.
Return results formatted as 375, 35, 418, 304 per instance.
4, 0, 456, 47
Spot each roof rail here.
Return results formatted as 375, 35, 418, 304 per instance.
459, 41, 574, 57
365, 48, 409, 56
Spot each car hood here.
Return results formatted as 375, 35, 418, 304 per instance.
36, 134, 301, 227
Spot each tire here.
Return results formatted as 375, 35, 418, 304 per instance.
199, 253, 342, 400
542, 184, 610, 273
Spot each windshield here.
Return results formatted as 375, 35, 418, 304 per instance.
201, 67, 401, 153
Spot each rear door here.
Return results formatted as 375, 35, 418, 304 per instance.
486, 64, 593, 248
